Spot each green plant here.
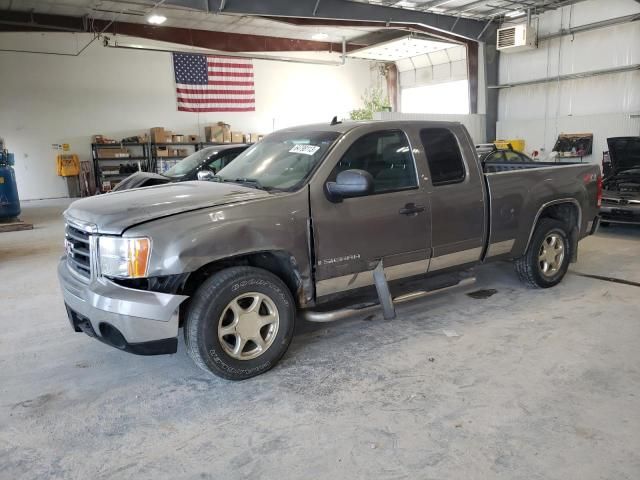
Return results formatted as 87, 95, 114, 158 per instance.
349, 88, 390, 120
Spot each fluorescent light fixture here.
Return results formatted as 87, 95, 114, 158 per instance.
311, 33, 329, 41
347, 35, 457, 61
505, 10, 526, 18
147, 14, 167, 25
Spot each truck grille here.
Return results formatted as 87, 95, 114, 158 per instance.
65, 223, 92, 280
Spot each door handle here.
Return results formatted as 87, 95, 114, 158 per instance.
399, 203, 425, 215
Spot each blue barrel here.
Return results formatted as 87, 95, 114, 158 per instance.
0, 153, 21, 219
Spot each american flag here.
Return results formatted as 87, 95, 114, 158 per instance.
172, 53, 255, 112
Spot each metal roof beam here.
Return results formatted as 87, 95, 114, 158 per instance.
163, 0, 489, 40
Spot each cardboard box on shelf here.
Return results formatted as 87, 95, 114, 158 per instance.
163, 132, 173, 143
245, 133, 262, 143
172, 134, 184, 143
96, 148, 130, 159
156, 146, 169, 157
168, 148, 189, 156
187, 135, 199, 143
205, 122, 231, 143
231, 132, 244, 143
150, 127, 166, 142
92, 135, 116, 144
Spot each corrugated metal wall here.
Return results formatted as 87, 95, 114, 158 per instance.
497, 0, 640, 161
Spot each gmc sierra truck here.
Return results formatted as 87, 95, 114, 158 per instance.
58, 121, 601, 380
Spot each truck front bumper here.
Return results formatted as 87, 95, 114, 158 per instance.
57, 257, 188, 355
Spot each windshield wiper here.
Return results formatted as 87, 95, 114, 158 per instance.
226, 177, 269, 191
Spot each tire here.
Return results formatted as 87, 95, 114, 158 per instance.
184, 266, 295, 380
514, 218, 571, 289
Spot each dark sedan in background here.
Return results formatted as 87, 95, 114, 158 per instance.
113, 144, 249, 191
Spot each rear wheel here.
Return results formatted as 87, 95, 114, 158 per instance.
514, 218, 571, 288
184, 266, 295, 380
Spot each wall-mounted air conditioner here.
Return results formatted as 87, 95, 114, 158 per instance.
496, 24, 537, 53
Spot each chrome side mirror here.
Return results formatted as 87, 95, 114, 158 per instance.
197, 170, 215, 181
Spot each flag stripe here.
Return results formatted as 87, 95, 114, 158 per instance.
177, 97, 255, 104
206, 62, 253, 69
177, 83, 254, 90
178, 105, 255, 111
177, 88, 255, 95
207, 67, 254, 75
173, 53, 255, 112
205, 70, 254, 78
207, 81, 254, 86
178, 108, 255, 112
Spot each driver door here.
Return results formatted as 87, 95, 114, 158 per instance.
310, 128, 431, 298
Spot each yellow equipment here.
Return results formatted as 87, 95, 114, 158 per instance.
494, 139, 525, 152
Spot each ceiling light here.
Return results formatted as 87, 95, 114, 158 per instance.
147, 14, 167, 25
311, 33, 329, 41
505, 10, 526, 18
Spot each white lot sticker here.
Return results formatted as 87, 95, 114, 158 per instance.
289, 144, 320, 155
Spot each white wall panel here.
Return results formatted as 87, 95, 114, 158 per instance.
496, 0, 640, 161
535, 0, 640, 37
497, 113, 640, 162
499, 70, 640, 120
499, 22, 640, 84
0, 32, 375, 200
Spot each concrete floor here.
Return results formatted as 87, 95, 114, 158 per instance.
1, 199, 639, 480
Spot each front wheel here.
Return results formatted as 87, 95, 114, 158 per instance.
514, 218, 571, 288
184, 266, 295, 380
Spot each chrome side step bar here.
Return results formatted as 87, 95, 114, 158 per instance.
303, 276, 476, 323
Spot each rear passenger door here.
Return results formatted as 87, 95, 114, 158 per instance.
416, 126, 486, 271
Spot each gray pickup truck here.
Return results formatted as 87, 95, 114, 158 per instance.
59, 121, 601, 380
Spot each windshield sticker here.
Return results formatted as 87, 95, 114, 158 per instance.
289, 144, 320, 156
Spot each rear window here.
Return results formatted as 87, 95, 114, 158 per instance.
420, 128, 466, 186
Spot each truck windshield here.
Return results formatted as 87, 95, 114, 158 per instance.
165, 148, 216, 178
216, 130, 340, 190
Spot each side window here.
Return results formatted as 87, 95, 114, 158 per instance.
420, 128, 466, 186
332, 130, 417, 194
207, 152, 240, 173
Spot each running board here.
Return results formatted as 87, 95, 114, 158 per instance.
303, 276, 476, 323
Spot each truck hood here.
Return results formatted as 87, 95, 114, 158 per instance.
607, 137, 640, 174
65, 181, 270, 235
111, 171, 170, 191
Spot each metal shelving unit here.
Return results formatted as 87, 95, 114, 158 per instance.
151, 142, 198, 174
151, 142, 227, 174
91, 142, 150, 192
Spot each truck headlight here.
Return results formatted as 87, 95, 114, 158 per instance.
98, 237, 151, 278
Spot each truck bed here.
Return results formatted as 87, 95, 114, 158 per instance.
481, 160, 600, 260
483, 161, 581, 174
